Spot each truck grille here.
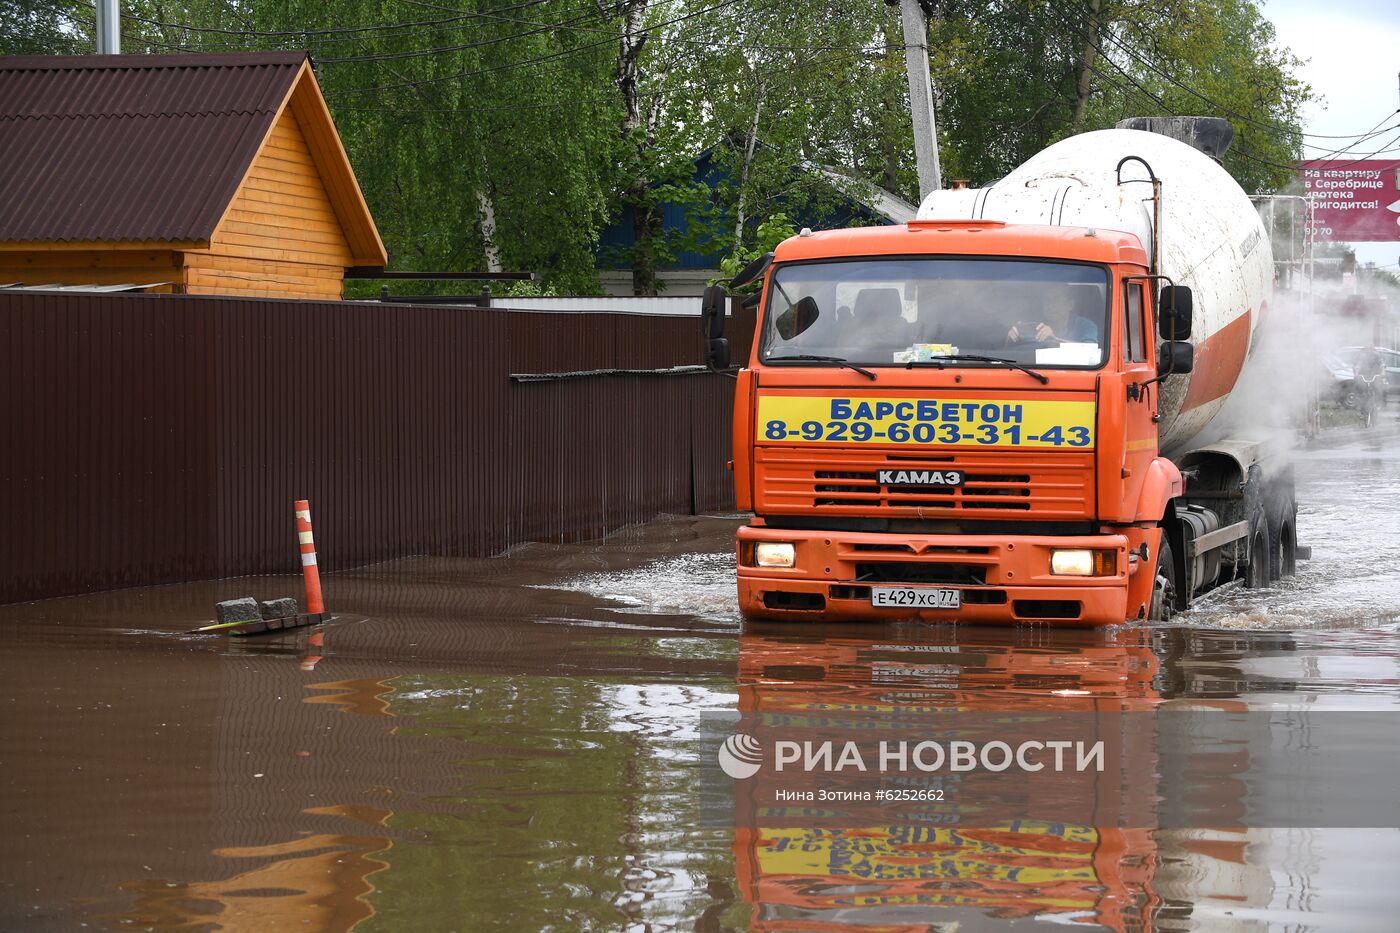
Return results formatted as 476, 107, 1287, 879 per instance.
854, 561, 987, 585
756, 449, 1095, 520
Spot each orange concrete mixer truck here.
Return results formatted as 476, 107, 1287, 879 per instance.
702, 121, 1299, 625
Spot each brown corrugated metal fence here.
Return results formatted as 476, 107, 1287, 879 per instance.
0, 291, 752, 604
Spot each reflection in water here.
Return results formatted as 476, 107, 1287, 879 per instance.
113, 825, 391, 932
736, 823, 1156, 929
304, 678, 399, 718
733, 626, 1165, 931
104, 659, 403, 932
726, 623, 1400, 931
353, 672, 741, 932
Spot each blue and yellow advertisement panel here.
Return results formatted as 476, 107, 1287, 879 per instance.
757, 395, 1096, 449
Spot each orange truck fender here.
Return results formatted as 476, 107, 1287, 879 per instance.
1134, 457, 1184, 523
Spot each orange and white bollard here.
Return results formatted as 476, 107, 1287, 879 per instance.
300, 630, 325, 671
295, 499, 325, 617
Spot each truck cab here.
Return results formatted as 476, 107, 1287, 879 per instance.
724, 219, 1181, 626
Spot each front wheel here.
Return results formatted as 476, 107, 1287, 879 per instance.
1148, 530, 1178, 621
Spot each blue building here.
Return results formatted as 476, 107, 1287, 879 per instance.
596, 147, 917, 296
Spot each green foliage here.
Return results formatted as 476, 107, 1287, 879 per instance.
716, 211, 795, 286
935, 1, 1311, 192
0, 1, 91, 54
114, 0, 622, 294
1143, 0, 1311, 193
14, 0, 1315, 289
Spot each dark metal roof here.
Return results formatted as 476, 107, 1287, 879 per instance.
0, 52, 306, 244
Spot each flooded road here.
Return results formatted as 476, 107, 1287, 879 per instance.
1178, 434, 1400, 630
2, 435, 1399, 931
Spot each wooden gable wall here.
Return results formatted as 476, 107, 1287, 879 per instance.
0, 247, 182, 291
182, 107, 353, 300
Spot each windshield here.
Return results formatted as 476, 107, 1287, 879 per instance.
760, 257, 1111, 368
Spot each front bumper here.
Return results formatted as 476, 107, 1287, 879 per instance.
737, 525, 1134, 626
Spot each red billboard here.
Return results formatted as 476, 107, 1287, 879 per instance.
1299, 159, 1400, 242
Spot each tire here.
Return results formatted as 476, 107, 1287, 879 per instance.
1245, 510, 1272, 589
1272, 514, 1298, 579
1268, 490, 1298, 580
1148, 529, 1178, 622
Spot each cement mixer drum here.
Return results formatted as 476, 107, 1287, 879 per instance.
918, 128, 1274, 453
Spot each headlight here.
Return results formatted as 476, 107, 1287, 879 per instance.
1050, 549, 1116, 576
754, 542, 797, 568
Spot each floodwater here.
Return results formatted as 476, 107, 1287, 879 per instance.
3, 433, 1400, 931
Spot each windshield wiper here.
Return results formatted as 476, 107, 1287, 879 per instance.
767, 354, 878, 381
905, 354, 1049, 384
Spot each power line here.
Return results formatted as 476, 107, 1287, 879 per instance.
123, 0, 825, 61
400, 0, 900, 56
1099, 13, 1399, 162
1296, 113, 1400, 162
1025, 4, 1312, 175
1308, 126, 1400, 170
330, 86, 618, 117
317, 0, 837, 72
124, 32, 204, 54
1040, 0, 1400, 170
27, 2, 96, 42
24, 1, 193, 55
1026, 10, 1298, 173
118, 1, 605, 56
324, 0, 758, 99
326, 34, 883, 119
121, 0, 558, 40
315, 5, 604, 64
1103, 11, 1387, 144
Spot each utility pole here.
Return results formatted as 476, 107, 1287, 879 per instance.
897, 0, 941, 198
96, 0, 121, 54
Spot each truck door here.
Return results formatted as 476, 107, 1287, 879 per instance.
1122, 279, 1158, 501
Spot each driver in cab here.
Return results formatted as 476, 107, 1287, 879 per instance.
1006, 290, 1099, 345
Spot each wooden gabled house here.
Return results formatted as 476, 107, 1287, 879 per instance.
0, 52, 386, 299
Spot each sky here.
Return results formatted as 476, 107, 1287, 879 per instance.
1261, 0, 1400, 269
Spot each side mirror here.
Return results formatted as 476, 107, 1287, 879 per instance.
1158, 285, 1193, 340
705, 337, 731, 370
1157, 340, 1194, 377
776, 295, 821, 340
701, 284, 727, 340
730, 252, 774, 290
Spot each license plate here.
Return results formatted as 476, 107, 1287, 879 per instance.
870, 586, 962, 609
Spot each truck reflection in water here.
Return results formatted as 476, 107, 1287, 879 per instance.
730, 625, 1246, 931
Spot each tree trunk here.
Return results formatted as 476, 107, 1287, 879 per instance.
611, 0, 659, 296
477, 190, 503, 274
1072, 0, 1102, 134
880, 16, 902, 194
630, 183, 659, 296
734, 75, 765, 245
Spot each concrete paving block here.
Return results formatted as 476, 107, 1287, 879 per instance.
259, 597, 298, 620
215, 597, 260, 625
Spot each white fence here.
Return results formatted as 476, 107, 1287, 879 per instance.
491, 296, 702, 316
